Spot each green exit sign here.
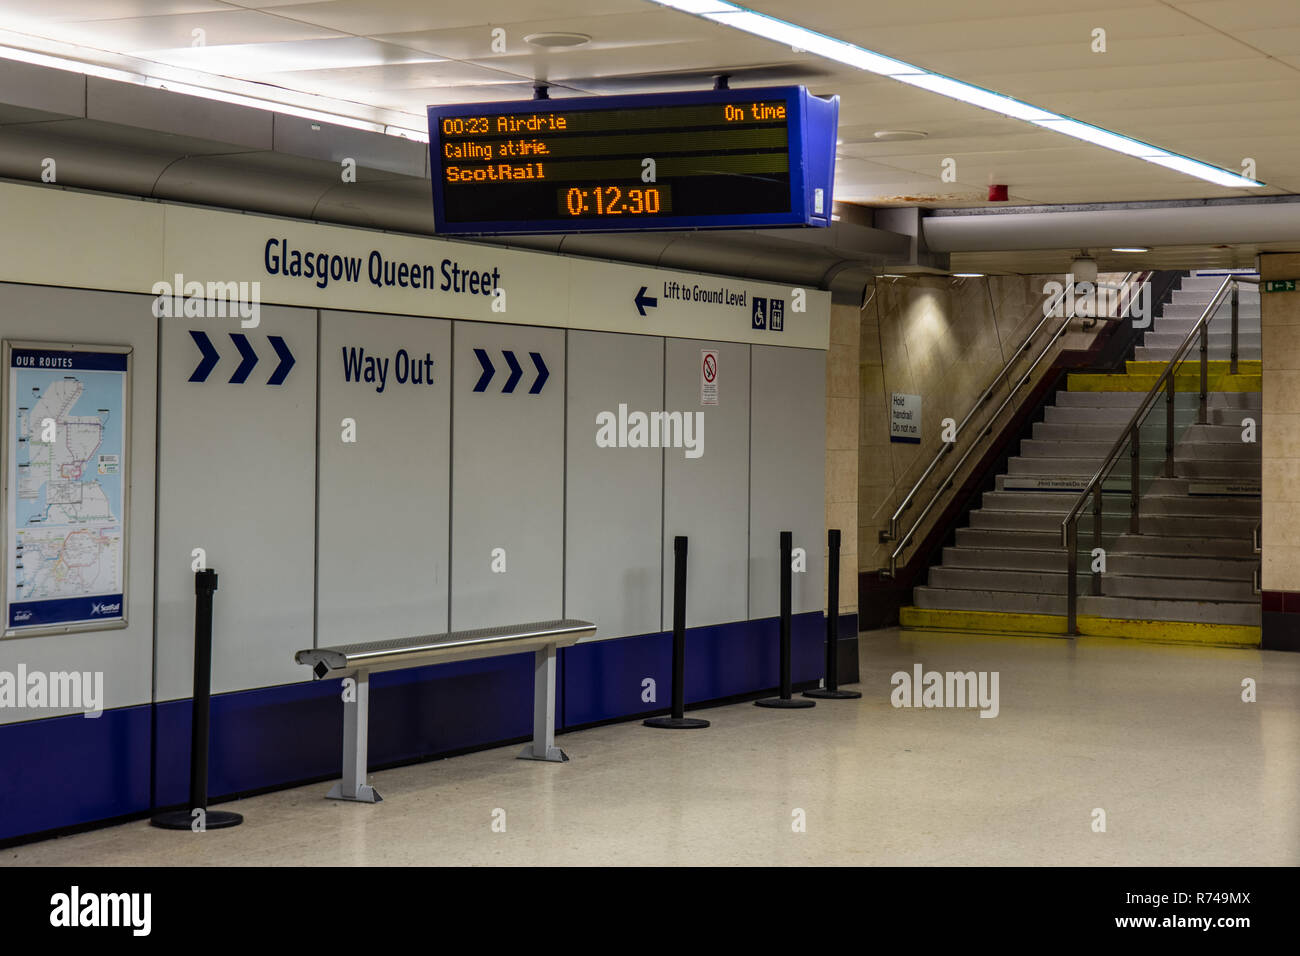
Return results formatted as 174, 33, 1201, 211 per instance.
1264, 279, 1296, 293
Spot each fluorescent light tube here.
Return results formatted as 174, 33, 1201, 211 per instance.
643, 0, 1267, 188
898, 73, 1056, 121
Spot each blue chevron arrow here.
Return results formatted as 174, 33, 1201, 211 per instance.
267, 335, 295, 386
188, 330, 219, 382
472, 348, 495, 392
528, 352, 549, 394
502, 350, 523, 393
228, 333, 258, 384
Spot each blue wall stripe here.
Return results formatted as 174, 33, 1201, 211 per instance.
0, 704, 151, 842
2, 614, 830, 842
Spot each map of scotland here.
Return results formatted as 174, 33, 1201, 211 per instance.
7, 349, 127, 628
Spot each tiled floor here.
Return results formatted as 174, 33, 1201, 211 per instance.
5, 628, 1297, 866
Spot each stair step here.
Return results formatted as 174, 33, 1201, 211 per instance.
1013, 508, 1258, 538
1143, 332, 1260, 347
1100, 574, 1257, 602
1006, 456, 1160, 477
1107, 552, 1257, 580
1175, 442, 1260, 461
1135, 347, 1261, 362
1137, 494, 1260, 517
1045, 406, 1199, 424
942, 546, 1071, 573
954, 527, 1061, 550
968, 509, 1127, 534
1109, 532, 1257, 558
928, 566, 1075, 594
1053, 391, 1148, 407
913, 586, 1064, 615
1077, 594, 1259, 626
1021, 438, 1212, 459
1175, 459, 1259, 479
980, 490, 1077, 513
1181, 423, 1256, 443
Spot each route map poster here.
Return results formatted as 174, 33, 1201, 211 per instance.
3, 343, 130, 636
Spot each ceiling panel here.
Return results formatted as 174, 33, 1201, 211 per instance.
0, 0, 1295, 210
253, 0, 650, 35
0, 0, 228, 24
34, 8, 345, 48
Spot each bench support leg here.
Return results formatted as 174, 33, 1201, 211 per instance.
518, 643, 567, 763
327, 669, 382, 803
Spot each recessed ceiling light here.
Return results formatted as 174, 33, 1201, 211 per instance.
1111, 247, 1150, 253
953, 272, 985, 278
524, 33, 592, 48
873, 129, 927, 142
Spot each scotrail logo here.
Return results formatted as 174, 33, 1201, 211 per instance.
891, 663, 999, 718
151, 272, 261, 328
595, 403, 704, 459
91, 601, 121, 616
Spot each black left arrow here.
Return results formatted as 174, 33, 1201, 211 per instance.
188, 331, 219, 382
634, 286, 658, 316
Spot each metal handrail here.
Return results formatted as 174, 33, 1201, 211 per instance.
1254, 520, 1262, 595
1061, 273, 1259, 632
880, 272, 1139, 577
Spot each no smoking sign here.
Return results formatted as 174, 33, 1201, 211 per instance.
700, 349, 719, 406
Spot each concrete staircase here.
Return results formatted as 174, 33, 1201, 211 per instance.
906, 273, 1262, 641
1135, 271, 1260, 363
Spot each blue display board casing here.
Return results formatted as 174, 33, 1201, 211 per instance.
427, 85, 839, 236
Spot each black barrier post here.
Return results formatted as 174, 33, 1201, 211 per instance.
645, 536, 710, 730
151, 569, 244, 830
757, 531, 815, 709
805, 529, 861, 700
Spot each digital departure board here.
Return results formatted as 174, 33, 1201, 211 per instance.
427, 86, 839, 235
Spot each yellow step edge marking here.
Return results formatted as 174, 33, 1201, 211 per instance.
1125, 360, 1261, 374
900, 607, 1066, 636
900, 606, 1260, 647
1067, 374, 1261, 393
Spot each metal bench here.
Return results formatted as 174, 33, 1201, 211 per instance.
294, 619, 596, 803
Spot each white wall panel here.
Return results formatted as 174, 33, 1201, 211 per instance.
565, 331, 663, 640
155, 305, 317, 699
317, 310, 451, 644
450, 321, 564, 630
662, 338, 750, 628
749, 345, 826, 618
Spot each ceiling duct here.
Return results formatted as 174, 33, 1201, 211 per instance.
924, 198, 1300, 252
0, 56, 914, 292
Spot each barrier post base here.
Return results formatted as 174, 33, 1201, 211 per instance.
326, 782, 383, 804
150, 808, 244, 830
755, 696, 815, 709
518, 744, 568, 762
643, 715, 710, 729
804, 687, 861, 700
